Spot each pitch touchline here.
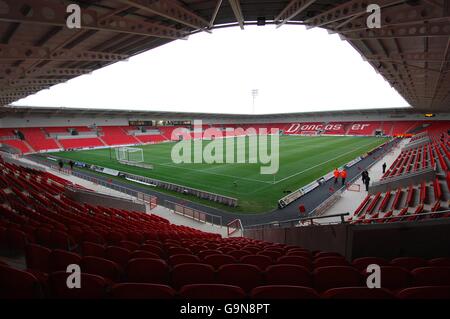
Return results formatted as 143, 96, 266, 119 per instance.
273, 139, 383, 185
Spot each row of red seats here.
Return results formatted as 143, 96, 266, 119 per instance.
2, 257, 450, 299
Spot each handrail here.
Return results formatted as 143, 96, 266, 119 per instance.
165, 200, 223, 227
350, 208, 450, 224
245, 212, 350, 230
227, 219, 244, 236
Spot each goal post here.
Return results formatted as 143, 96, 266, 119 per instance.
115, 147, 144, 163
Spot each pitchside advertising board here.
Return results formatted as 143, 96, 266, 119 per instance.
284, 123, 373, 134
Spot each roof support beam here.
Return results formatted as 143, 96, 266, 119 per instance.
116, 0, 210, 31
365, 51, 450, 63
0, 67, 92, 79
209, 0, 223, 28
274, 0, 317, 28
0, 44, 128, 62
228, 0, 245, 30
304, 0, 405, 29
0, 0, 186, 40
342, 20, 450, 40
2, 79, 67, 87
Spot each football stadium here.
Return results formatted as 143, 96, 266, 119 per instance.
0, 0, 450, 308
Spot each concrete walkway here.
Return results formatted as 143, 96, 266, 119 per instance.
319, 138, 409, 223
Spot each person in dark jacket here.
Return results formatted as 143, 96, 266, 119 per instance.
382, 162, 387, 174
365, 175, 371, 192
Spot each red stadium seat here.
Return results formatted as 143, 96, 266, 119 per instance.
314, 256, 349, 268
429, 258, 450, 267
119, 240, 140, 252
411, 267, 450, 286
251, 285, 319, 299
257, 250, 283, 261
167, 247, 192, 256
82, 242, 105, 258
322, 287, 395, 299
7, 228, 30, 252
140, 244, 165, 258
83, 231, 106, 245
169, 254, 201, 266
170, 263, 216, 289
49, 249, 82, 272
397, 286, 450, 299
49, 230, 75, 250
265, 264, 311, 286
109, 283, 175, 299
227, 250, 252, 260
352, 257, 389, 270
25, 244, 51, 273
240, 255, 273, 270
362, 266, 411, 291
81, 256, 122, 282
313, 266, 362, 292
390, 257, 428, 270
277, 256, 312, 270
217, 264, 263, 292
198, 250, 223, 260
204, 254, 237, 269
106, 232, 126, 245
126, 258, 169, 284
49, 271, 108, 299
130, 250, 160, 260
105, 246, 131, 269
0, 264, 43, 298
314, 252, 342, 259
179, 284, 246, 299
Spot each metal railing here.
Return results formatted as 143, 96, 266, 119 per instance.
165, 200, 223, 227
350, 208, 450, 224
245, 212, 350, 230
227, 219, 244, 236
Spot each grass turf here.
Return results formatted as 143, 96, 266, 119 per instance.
51, 135, 389, 213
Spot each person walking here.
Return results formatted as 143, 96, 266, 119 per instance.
361, 170, 367, 184
69, 160, 75, 172
382, 162, 387, 174
333, 168, 340, 184
57, 159, 64, 171
365, 175, 371, 192
340, 169, 347, 186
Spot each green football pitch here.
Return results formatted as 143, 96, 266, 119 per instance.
52, 136, 389, 213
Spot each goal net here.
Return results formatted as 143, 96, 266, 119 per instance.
115, 147, 144, 163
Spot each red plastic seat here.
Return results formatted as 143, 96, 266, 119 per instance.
35, 227, 52, 247
25, 244, 51, 273
140, 244, 165, 258
7, 228, 29, 252
110, 283, 175, 299
411, 267, 450, 286
0, 264, 43, 298
217, 264, 263, 292
81, 256, 122, 282
83, 231, 105, 245
429, 258, 450, 267
314, 252, 343, 259
351, 257, 389, 270
126, 232, 144, 244
167, 247, 192, 256
277, 256, 311, 270
204, 254, 237, 269
265, 264, 311, 286
390, 257, 428, 271
198, 250, 222, 260
169, 254, 201, 266
171, 263, 216, 289
313, 266, 362, 292
228, 250, 252, 260
50, 230, 75, 250
49, 249, 82, 272
314, 256, 349, 268
49, 271, 108, 299
240, 255, 273, 270
251, 285, 319, 299
126, 258, 169, 284
362, 266, 411, 291
322, 287, 395, 299
257, 250, 282, 261
397, 286, 450, 299
106, 232, 125, 245
119, 240, 140, 252
286, 250, 312, 258
82, 242, 105, 258
179, 284, 246, 299
130, 250, 160, 260
105, 246, 131, 269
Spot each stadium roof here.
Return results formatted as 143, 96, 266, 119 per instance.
0, 0, 449, 111
0, 105, 441, 121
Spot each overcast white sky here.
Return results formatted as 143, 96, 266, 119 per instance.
13, 25, 409, 114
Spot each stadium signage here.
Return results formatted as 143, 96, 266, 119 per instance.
285, 123, 372, 134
